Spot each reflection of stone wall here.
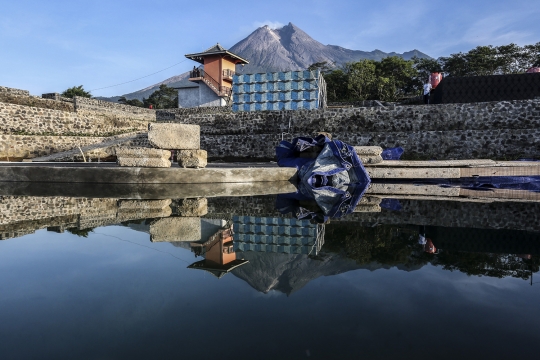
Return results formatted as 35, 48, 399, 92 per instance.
158, 99, 540, 160
0, 196, 174, 240
205, 195, 540, 232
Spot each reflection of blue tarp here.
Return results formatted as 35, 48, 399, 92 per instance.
460, 176, 540, 192
415, 176, 540, 192
276, 135, 371, 222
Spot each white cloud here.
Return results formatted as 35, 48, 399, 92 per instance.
461, 13, 535, 46
252, 20, 285, 30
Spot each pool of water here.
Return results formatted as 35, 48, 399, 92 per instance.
1, 193, 539, 359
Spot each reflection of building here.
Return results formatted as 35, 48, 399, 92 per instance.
188, 224, 249, 279
232, 216, 324, 255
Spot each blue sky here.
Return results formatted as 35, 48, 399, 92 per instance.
1, 0, 538, 97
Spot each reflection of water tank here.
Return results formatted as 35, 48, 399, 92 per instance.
430, 72, 443, 88
526, 67, 540, 73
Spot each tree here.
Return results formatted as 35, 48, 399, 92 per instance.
376, 56, 420, 100
307, 61, 334, 73
142, 84, 178, 109
61, 85, 92, 98
118, 96, 144, 107
440, 42, 540, 77
413, 56, 443, 83
324, 69, 348, 102
344, 60, 377, 100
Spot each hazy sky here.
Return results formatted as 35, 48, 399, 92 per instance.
1, 0, 538, 97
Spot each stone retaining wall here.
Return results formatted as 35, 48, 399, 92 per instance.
158, 99, 540, 160
0, 86, 30, 97
0, 102, 148, 136
74, 97, 156, 122
0, 134, 129, 159
0, 93, 75, 112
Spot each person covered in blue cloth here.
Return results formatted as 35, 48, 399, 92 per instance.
275, 134, 371, 222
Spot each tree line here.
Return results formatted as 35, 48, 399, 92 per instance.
61, 84, 178, 109
318, 42, 540, 103
61, 42, 539, 106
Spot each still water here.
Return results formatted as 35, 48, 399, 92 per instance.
1, 192, 540, 359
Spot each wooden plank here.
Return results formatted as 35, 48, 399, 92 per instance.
367, 183, 461, 196
367, 167, 461, 179
368, 159, 496, 167
460, 166, 540, 177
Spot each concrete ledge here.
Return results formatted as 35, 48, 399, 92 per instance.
0, 163, 297, 184
117, 157, 171, 168
0, 180, 297, 199
115, 147, 171, 158
118, 199, 172, 210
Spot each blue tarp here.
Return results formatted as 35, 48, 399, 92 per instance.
275, 135, 371, 222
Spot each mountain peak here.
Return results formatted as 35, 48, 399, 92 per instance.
102, 23, 431, 101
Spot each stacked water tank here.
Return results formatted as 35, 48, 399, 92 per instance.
232, 70, 322, 112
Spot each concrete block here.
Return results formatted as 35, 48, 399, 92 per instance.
354, 146, 383, 156
177, 150, 207, 168
115, 147, 171, 159
359, 155, 383, 164
118, 199, 172, 210
148, 123, 200, 150
150, 217, 201, 242
116, 207, 172, 222
117, 157, 171, 168
176, 198, 207, 217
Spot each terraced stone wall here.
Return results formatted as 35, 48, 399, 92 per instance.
74, 97, 156, 122
159, 98, 540, 160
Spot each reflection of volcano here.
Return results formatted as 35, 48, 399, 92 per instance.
231, 251, 362, 295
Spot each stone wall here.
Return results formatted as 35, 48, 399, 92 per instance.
0, 93, 74, 112
74, 96, 156, 122
0, 134, 143, 160
158, 98, 540, 160
0, 102, 147, 136
0, 86, 30, 97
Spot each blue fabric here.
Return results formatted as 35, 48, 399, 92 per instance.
276, 135, 371, 222
381, 147, 404, 160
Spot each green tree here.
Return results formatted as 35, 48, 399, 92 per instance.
324, 69, 349, 102
440, 42, 540, 77
344, 60, 377, 100
142, 84, 178, 109
61, 85, 92, 98
307, 61, 334, 73
118, 96, 144, 107
413, 56, 443, 83
375, 56, 420, 100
